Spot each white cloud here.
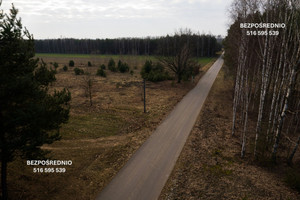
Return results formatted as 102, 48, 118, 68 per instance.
3, 0, 169, 20
1, 0, 232, 38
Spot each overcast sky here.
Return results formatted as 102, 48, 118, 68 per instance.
1, 0, 232, 39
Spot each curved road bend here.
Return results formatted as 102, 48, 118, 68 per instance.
96, 56, 224, 200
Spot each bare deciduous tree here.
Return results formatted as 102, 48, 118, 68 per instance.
160, 43, 197, 83
226, 0, 300, 162
81, 69, 95, 106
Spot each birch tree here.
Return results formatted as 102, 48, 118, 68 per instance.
226, 0, 300, 161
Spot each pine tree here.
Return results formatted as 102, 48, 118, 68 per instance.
0, 4, 71, 199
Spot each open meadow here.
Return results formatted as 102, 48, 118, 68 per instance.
8, 54, 216, 199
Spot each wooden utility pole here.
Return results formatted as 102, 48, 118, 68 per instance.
144, 79, 146, 113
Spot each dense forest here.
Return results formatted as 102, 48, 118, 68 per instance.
224, 0, 300, 163
34, 32, 222, 57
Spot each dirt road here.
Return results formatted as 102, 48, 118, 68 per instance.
96, 56, 224, 200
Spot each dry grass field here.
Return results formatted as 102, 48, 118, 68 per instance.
159, 65, 300, 200
8, 54, 216, 200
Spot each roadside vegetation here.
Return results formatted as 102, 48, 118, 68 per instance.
225, 0, 300, 163
160, 64, 300, 200
224, 0, 300, 169
195, 0, 300, 197
6, 42, 216, 199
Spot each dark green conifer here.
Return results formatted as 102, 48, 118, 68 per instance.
0, 4, 71, 199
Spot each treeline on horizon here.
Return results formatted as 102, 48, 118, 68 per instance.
34, 32, 222, 57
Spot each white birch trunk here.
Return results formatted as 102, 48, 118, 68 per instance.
254, 33, 270, 157
241, 67, 249, 158
288, 136, 300, 164
232, 33, 247, 136
272, 61, 299, 162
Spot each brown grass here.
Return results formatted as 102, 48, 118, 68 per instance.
159, 65, 300, 200
7, 55, 216, 200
